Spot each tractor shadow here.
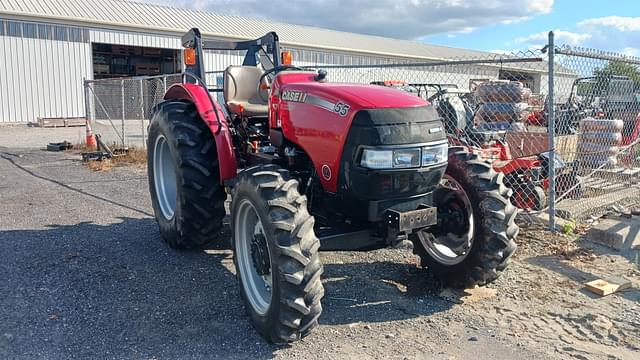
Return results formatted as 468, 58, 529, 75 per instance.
318, 255, 456, 325
0, 218, 279, 359
0, 217, 462, 359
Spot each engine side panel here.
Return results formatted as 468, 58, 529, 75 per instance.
164, 84, 237, 181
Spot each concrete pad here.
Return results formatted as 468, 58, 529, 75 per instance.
517, 212, 570, 231
556, 186, 640, 221
586, 216, 640, 251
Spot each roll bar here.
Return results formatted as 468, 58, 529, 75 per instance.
181, 28, 281, 86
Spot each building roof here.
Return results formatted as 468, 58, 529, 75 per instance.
0, 0, 502, 61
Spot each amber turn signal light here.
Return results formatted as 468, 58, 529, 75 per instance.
184, 48, 196, 66
281, 51, 293, 66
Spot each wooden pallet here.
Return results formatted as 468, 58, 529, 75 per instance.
135, 64, 161, 75
37, 117, 86, 128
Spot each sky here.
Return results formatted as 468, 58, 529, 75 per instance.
138, 0, 639, 55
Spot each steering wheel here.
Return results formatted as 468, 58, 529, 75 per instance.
257, 65, 304, 102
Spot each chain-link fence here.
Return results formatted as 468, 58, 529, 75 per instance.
550, 44, 640, 221
83, 32, 640, 228
84, 74, 182, 148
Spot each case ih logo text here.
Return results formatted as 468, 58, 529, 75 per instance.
281, 91, 308, 103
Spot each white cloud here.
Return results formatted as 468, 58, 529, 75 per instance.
137, 0, 555, 40
526, 0, 554, 14
501, 16, 531, 25
579, 16, 640, 32
515, 30, 591, 46
572, 16, 640, 53
491, 44, 544, 55
508, 16, 640, 55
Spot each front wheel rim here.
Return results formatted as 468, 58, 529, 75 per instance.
420, 175, 475, 266
235, 199, 272, 315
153, 135, 178, 220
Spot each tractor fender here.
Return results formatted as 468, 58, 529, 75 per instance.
164, 83, 237, 181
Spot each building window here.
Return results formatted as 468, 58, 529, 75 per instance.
38, 24, 52, 40
22, 23, 37, 38
0, 19, 88, 43
69, 28, 83, 42
54, 26, 67, 41
7, 21, 21, 37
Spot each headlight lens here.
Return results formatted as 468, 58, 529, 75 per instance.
393, 148, 421, 168
421, 143, 448, 166
361, 149, 393, 169
361, 143, 447, 170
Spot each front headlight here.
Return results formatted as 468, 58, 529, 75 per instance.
393, 148, 421, 168
421, 142, 448, 166
361, 149, 393, 169
360, 143, 447, 170
361, 148, 421, 169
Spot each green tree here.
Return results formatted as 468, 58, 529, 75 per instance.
595, 60, 640, 82
592, 61, 640, 97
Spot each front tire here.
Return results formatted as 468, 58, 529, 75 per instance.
231, 165, 324, 343
147, 100, 227, 248
411, 147, 519, 287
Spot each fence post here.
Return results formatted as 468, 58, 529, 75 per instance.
547, 31, 557, 231
163, 76, 167, 93
121, 79, 126, 147
83, 78, 90, 125
139, 79, 146, 149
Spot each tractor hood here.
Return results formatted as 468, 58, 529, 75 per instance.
272, 71, 446, 197
275, 72, 428, 109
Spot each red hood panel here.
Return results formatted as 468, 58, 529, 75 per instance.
274, 72, 428, 109
287, 82, 428, 109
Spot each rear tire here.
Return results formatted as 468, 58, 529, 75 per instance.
513, 183, 547, 211
147, 100, 227, 248
411, 147, 519, 287
231, 165, 324, 343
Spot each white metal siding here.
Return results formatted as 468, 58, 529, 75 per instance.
0, 23, 185, 123
0, 34, 91, 122
89, 28, 181, 49
540, 74, 578, 101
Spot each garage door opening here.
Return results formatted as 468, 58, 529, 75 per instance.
499, 70, 537, 91
92, 43, 180, 79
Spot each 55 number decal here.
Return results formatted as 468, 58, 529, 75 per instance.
333, 102, 350, 117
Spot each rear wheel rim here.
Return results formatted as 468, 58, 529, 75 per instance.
235, 199, 272, 315
153, 135, 177, 220
420, 175, 475, 266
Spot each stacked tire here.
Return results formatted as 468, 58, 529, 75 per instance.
474, 80, 532, 125
577, 118, 623, 168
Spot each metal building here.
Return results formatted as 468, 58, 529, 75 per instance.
0, 0, 562, 123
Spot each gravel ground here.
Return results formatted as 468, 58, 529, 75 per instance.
0, 122, 146, 149
1, 147, 639, 360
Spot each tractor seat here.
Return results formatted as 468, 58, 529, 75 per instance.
223, 65, 269, 117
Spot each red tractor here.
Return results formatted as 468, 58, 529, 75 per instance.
147, 29, 518, 343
